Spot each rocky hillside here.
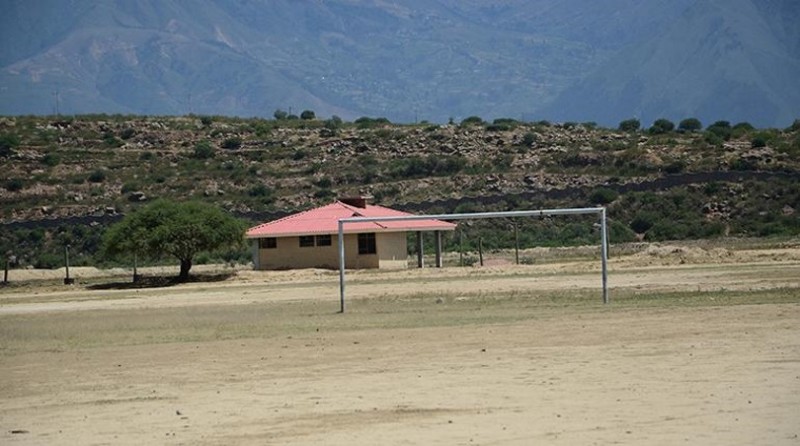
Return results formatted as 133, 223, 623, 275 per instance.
1, 114, 799, 267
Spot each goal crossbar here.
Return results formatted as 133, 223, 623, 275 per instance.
337, 207, 609, 313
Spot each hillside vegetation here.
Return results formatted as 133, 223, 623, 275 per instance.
1, 114, 799, 268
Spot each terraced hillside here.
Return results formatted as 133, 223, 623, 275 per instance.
1, 115, 799, 267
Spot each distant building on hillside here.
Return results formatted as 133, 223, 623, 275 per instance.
246, 197, 456, 270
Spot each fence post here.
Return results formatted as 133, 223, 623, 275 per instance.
63, 245, 74, 285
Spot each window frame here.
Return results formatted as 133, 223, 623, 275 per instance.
259, 237, 277, 249
316, 234, 332, 247
357, 233, 377, 255
299, 235, 315, 248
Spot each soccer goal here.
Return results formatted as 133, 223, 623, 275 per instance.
337, 207, 609, 313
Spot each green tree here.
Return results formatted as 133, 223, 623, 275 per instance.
300, 110, 316, 120
618, 118, 640, 132
649, 118, 675, 134
103, 200, 245, 281
678, 118, 702, 132
273, 109, 288, 120
707, 120, 732, 140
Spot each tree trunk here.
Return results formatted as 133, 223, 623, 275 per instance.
179, 258, 192, 281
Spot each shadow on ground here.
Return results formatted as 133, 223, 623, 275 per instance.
87, 272, 236, 290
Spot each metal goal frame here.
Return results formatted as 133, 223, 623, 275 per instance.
337, 207, 609, 313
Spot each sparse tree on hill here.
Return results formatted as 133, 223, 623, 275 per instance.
649, 118, 675, 134
618, 118, 640, 132
678, 118, 702, 132
103, 200, 245, 281
300, 110, 316, 120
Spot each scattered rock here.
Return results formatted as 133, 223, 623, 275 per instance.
128, 191, 147, 202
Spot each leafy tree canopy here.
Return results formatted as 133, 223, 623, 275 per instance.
649, 118, 675, 134
678, 117, 703, 132
103, 200, 245, 280
618, 118, 640, 132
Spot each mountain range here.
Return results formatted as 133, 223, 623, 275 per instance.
1, 0, 798, 127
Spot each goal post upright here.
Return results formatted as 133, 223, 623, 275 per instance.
601, 207, 609, 305
337, 207, 609, 313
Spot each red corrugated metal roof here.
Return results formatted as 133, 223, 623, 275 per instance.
246, 201, 456, 238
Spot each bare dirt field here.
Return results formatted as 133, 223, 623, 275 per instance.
1, 243, 799, 445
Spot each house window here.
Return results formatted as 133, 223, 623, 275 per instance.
316, 234, 332, 246
299, 236, 315, 247
259, 237, 277, 249
358, 233, 377, 255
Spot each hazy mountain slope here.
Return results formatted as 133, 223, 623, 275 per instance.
0, 0, 797, 126
540, 0, 800, 127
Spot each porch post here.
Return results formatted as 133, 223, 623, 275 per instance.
251, 239, 260, 270
434, 230, 443, 268
416, 231, 424, 268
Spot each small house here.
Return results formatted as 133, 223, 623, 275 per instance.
246, 198, 456, 270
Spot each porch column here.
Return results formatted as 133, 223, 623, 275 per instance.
434, 230, 443, 268
251, 239, 260, 270
416, 231, 424, 268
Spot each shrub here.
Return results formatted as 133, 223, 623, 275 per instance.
247, 183, 272, 197
355, 117, 390, 129
119, 127, 135, 140
589, 187, 619, 205
315, 177, 333, 188
5, 178, 24, 192
0, 133, 20, 157
41, 153, 61, 166
786, 119, 800, 132
34, 252, 63, 269
121, 181, 141, 194
663, 160, 685, 174
193, 140, 215, 159
630, 213, 655, 233
751, 136, 767, 148
485, 123, 511, 132
103, 132, 123, 148
300, 110, 316, 120
678, 118, 702, 132
200, 116, 213, 127
221, 137, 242, 150
88, 170, 106, 183
492, 118, 518, 126
460, 116, 484, 126
521, 132, 537, 146
292, 149, 307, 160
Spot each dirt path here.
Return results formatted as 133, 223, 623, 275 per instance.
1, 251, 799, 445
1, 261, 799, 315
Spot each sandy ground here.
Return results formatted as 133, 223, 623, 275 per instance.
1, 245, 799, 445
